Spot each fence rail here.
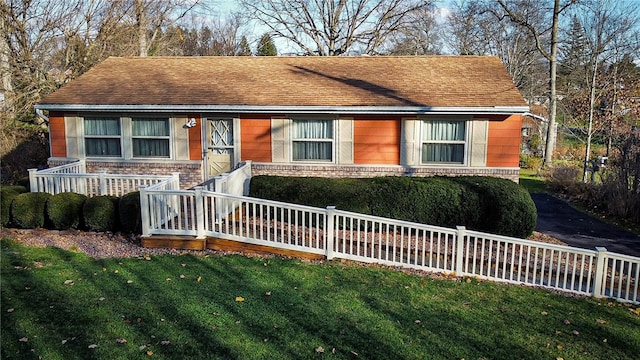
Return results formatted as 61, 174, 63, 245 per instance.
28, 160, 177, 197
140, 187, 640, 304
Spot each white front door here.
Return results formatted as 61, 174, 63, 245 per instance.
206, 118, 235, 178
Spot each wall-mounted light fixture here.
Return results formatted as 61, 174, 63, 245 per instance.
185, 118, 197, 128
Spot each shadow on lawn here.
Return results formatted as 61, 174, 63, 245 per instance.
2, 240, 639, 359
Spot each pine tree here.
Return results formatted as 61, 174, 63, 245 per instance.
256, 33, 277, 56
237, 36, 252, 56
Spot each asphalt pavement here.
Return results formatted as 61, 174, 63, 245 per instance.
531, 193, 640, 257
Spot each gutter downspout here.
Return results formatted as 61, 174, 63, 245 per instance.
35, 108, 49, 125
522, 112, 548, 123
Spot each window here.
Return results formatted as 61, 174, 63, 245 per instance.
84, 117, 121, 156
422, 120, 466, 164
292, 119, 334, 161
132, 117, 170, 158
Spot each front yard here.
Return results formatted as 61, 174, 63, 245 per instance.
2, 237, 639, 360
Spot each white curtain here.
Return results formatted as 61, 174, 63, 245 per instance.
422, 121, 465, 163
132, 118, 169, 157
293, 119, 333, 160
84, 117, 121, 156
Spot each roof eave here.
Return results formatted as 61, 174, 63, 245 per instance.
34, 104, 530, 115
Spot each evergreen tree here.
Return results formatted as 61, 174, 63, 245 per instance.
256, 33, 277, 56
237, 36, 252, 55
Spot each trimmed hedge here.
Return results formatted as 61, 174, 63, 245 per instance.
119, 191, 142, 234
46, 192, 87, 230
10, 192, 52, 229
452, 177, 537, 238
1, 186, 27, 227
250, 175, 537, 238
83, 195, 120, 232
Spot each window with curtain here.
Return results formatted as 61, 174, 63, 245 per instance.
132, 117, 170, 158
422, 120, 466, 164
292, 119, 334, 161
84, 117, 122, 156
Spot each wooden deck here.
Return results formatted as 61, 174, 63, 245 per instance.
141, 235, 326, 260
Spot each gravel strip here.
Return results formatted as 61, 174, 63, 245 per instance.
2, 227, 566, 260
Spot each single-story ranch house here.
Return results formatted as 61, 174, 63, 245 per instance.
35, 56, 529, 188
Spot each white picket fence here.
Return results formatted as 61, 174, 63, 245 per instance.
28, 160, 177, 197
139, 186, 640, 304
30, 160, 640, 303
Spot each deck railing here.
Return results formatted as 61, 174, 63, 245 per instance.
28, 160, 177, 197
140, 187, 640, 304
198, 161, 252, 195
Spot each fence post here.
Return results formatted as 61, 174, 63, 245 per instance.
28, 168, 38, 192
139, 185, 151, 237
79, 159, 86, 173
325, 206, 336, 260
593, 247, 608, 299
214, 175, 225, 193
243, 160, 252, 196
171, 172, 181, 189
195, 186, 206, 238
98, 170, 107, 195
455, 226, 466, 276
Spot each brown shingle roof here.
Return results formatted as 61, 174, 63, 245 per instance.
39, 56, 526, 109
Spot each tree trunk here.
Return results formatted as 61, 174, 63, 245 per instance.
136, 0, 147, 57
543, 0, 561, 168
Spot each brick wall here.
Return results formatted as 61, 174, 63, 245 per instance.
251, 163, 520, 182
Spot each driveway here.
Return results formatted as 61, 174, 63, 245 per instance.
531, 193, 640, 257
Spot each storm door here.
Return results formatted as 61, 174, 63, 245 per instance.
206, 118, 235, 178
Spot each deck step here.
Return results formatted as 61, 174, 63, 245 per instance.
141, 235, 206, 250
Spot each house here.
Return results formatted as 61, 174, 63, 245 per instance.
35, 56, 528, 188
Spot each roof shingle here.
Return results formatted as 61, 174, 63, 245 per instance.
39, 56, 527, 108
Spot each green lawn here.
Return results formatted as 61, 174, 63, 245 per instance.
519, 169, 549, 193
2, 238, 639, 360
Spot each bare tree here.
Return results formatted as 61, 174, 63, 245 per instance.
239, 0, 431, 56
497, 0, 578, 168
567, 0, 640, 181
385, 4, 442, 55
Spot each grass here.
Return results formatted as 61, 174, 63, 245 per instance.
519, 169, 549, 193
2, 238, 640, 360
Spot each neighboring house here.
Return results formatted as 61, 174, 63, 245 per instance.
521, 104, 548, 156
35, 56, 528, 188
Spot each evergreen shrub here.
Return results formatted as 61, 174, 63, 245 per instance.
46, 192, 86, 230
250, 175, 537, 238
83, 195, 120, 232
10, 192, 52, 229
453, 177, 537, 238
119, 191, 142, 234
1, 186, 27, 227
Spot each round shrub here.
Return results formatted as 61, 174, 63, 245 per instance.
46, 192, 87, 230
2, 186, 27, 227
10, 192, 52, 229
411, 177, 481, 228
453, 177, 537, 238
119, 191, 141, 234
83, 195, 120, 232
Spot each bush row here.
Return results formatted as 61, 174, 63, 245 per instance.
249, 176, 537, 238
2, 189, 142, 234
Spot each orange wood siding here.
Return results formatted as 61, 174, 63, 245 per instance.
353, 116, 401, 164
486, 114, 522, 167
240, 116, 272, 162
49, 112, 66, 157
187, 114, 202, 160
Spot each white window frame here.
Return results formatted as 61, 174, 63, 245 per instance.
131, 116, 171, 159
290, 117, 336, 163
81, 114, 173, 160
83, 116, 123, 158
420, 118, 469, 165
